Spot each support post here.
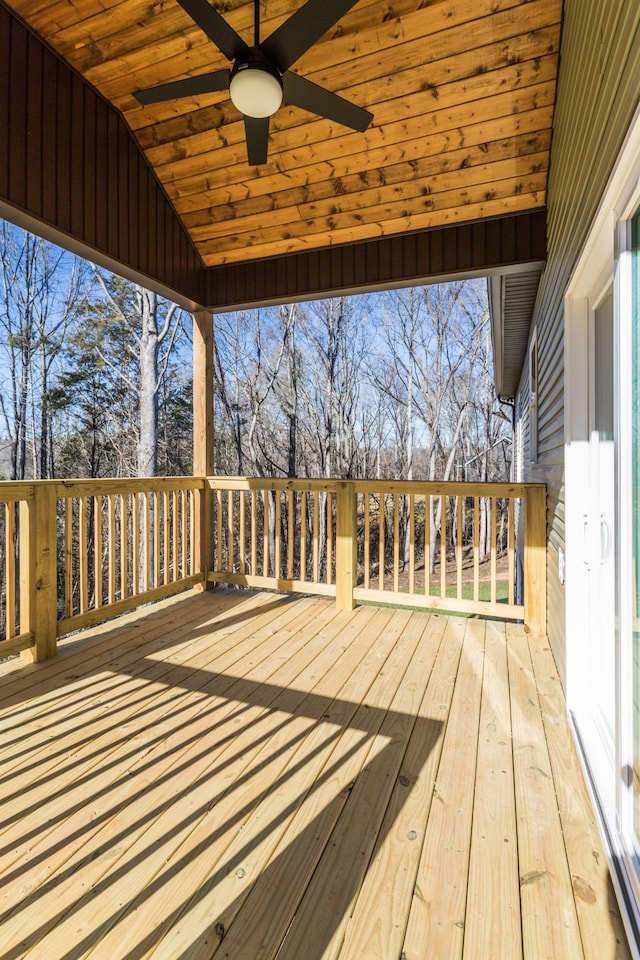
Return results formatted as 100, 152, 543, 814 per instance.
20, 483, 58, 662
523, 484, 547, 636
193, 308, 215, 477
193, 309, 215, 587
335, 481, 356, 611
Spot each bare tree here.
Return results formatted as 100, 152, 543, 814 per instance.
297, 297, 367, 479
370, 282, 490, 570
275, 303, 301, 478
91, 271, 183, 477
0, 223, 85, 479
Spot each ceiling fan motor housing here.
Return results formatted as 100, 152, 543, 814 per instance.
229, 48, 283, 118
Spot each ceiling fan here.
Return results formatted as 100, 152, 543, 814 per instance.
134, 0, 374, 166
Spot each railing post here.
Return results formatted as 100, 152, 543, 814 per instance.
335, 481, 356, 611
193, 308, 214, 591
193, 479, 211, 589
20, 483, 58, 662
524, 484, 547, 636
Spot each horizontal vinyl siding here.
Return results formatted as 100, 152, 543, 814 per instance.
516, 0, 640, 687
0, 4, 206, 307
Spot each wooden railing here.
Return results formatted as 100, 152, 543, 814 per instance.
58, 478, 205, 635
0, 478, 208, 662
0, 476, 546, 664
208, 478, 546, 634
0, 483, 35, 657
352, 481, 544, 624
208, 478, 340, 599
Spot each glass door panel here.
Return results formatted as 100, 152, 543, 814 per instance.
592, 288, 616, 746
632, 208, 640, 839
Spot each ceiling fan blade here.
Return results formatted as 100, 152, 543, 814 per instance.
245, 115, 270, 165
283, 71, 373, 132
134, 69, 230, 105
261, 0, 361, 72
176, 0, 250, 62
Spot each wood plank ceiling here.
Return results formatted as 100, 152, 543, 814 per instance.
4, 0, 561, 269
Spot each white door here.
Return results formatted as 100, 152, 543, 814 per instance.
588, 287, 617, 753
570, 284, 618, 825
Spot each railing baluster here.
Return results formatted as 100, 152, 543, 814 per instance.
173, 490, 179, 583
457, 495, 463, 599
162, 490, 171, 583
326, 492, 333, 585
94, 496, 103, 608
65, 497, 73, 618
181, 489, 188, 580
508, 497, 515, 605
188, 488, 195, 577
79, 496, 88, 613
363, 493, 370, 590
108, 494, 117, 603
143, 492, 151, 593
18, 498, 31, 645
5, 502, 16, 638
300, 491, 307, 582
287, 490, 294, 580
425, 495, 430, 598
440, 494, 446, 599
491, 496, 497, 604
473, 496, 480, 602
239, 489, 246, 575
121, 493, 129, 600
409, 493, 415, 595
216, 489, 223, 571
313, 491, 319, 583
251, 490, 257, 574
132, 492, 140, 596
152, 492, 159, 590
263, 490, 270, 578
228, 489, 234, 573
379, 493, 385, 591
275, 491, 281, 579
393, 493, 399, 593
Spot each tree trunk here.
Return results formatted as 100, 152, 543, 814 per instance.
403, 364, 413, 565
138, 291, 160, 478
15, 349, 29, 480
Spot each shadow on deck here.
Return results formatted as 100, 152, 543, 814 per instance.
0, 588, 631, 959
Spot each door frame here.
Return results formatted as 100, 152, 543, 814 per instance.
564, 102, 640, 954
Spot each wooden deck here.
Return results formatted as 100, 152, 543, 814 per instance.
0, 588, 631, 959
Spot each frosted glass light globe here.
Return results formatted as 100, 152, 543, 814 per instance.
230, 66, 283, 118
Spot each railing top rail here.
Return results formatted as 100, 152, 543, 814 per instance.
353, 480, 545, 496
0, 482, 35, 502
0, 476, 546, 499
207, 477, 339, 493
206, 477, 545, 496
0, 476, 205, 498
53, 477, 206, 496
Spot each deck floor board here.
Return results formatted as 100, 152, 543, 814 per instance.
0, 589, 631, 960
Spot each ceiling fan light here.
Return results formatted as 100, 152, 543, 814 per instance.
230, 63, 283, 118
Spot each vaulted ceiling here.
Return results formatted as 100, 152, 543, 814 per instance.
4, 0, 561, 271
